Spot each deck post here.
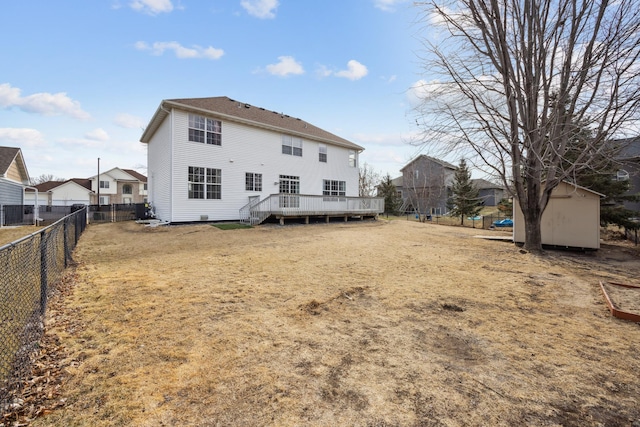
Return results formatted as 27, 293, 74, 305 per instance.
326, 216, 330, 223
305, 216, 309, 224
279, 216, 284, 226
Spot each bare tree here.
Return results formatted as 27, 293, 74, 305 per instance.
403, 157, 450, 221
30, 174, 65, 185
414, 0, 640, 251
359, 162, 382, 197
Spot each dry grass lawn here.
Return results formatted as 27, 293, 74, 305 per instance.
30, 219, 640, 426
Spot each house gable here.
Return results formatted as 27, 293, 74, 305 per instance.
0, 146, 30, 184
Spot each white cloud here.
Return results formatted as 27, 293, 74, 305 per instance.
241, 0, 278, 19
265, 56, 304, 77
373, 0, 406, 12
85, 128, 110, 142
335, 60, 369, 81
135, 41, 224, 59
0, 128, 46, 148
315, 65, 333, 78
0, 83, 91, 120
113, 113, 145, 129
130, 0, 173, 15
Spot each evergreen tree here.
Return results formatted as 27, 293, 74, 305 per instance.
497, 198, 513, 216
448, 159, 482, 225
561, 117, 639, 229
377, 174, 402, 215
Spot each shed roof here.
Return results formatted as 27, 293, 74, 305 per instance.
140, 96, 363, 151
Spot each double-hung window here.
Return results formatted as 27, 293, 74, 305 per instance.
188, 166, 222, 199
99, 180, 109, 189
319, 144, 327, 163
245, 173, 263, 191
282, 135, 303, 156
348, 150, 357, 168
323, 180, 346, 196
189, 114, 222, 145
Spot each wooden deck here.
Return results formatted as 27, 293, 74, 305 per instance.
240, 194, 384, 225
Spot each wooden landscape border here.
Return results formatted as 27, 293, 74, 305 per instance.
599, 281, 640, 323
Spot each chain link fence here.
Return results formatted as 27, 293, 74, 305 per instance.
0, 207, 87, 410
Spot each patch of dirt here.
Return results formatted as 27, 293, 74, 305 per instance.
11, 220, 640, 426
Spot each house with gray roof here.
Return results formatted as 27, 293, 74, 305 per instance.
615, 137, 640, 212
398, 155, 457, 216
140, 96, 382, 224
471, 178, 505, 207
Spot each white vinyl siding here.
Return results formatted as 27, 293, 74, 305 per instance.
147, 110, 173, 221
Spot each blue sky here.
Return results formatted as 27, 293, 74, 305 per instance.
0, 0, 433, 182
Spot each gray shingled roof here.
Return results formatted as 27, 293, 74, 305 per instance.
140, 96, 363, 150
25, 178, 93, 193
399, 155, 457, 172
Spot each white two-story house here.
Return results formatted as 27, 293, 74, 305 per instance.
88, 168, 148, 205
141, 97, 382, 224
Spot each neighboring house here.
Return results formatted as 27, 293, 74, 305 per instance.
140, 96, 379, 223
514, 181, 603, 249
0, 146, 31, 225
398, 155, 457, 216
391, 176, 404, 200
88, 167, 147, 205
614, 137, 640, 212
24, 179, 93, 206
472, 178, 505, 207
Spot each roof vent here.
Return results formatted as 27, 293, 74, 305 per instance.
244, 103, 250, 108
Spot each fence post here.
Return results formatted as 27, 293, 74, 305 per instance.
40, 230, 48, 315
63, 220, 69, 268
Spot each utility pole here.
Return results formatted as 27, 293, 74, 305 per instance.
97, 157, 100, 210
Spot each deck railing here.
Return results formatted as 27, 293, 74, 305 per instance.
240, 194, 384, 225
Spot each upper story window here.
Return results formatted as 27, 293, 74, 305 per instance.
100, 180, 109, 189
143, 183, 148, 190
123, 184, 132, 194
188, 166, 222, 199
282, 135, 303, 157
348, 150, 357, 168
189, 114, 222, 145
319, 144, 327, 163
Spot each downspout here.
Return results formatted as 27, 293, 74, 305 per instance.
24, 185, 39, 226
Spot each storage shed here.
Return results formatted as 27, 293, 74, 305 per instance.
514, 181, 603, 249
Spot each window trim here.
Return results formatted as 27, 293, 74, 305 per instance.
348, 150, 357, 168
245, 172, 263, 192
323, 179, 346, 196
188, 114, 222, 146
319, 144, 327, 163
282, 135, 303, 157
188, 166, 222, 200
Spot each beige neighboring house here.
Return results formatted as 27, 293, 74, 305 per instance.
24, 179, 93, 206
514, 181, 603, 250
0, 146, 30, 205
89, 168, 147, 205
